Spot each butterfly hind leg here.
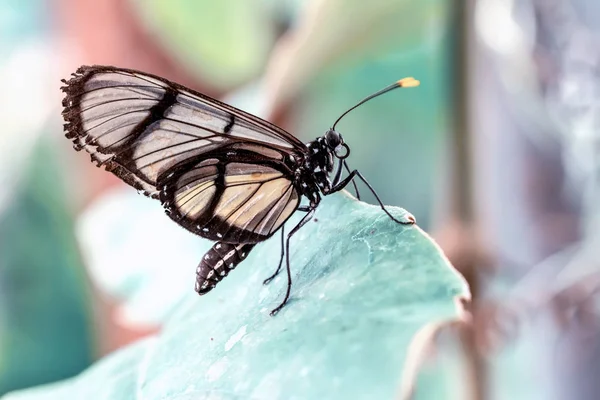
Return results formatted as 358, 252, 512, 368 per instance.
262, 226, 286, 285
262, 206, 312, 285
269, 207, 316, 316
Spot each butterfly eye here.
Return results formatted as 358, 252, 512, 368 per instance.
325, 129, 342, 149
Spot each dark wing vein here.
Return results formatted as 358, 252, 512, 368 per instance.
178, 184, 217, 219
222, 182, 294, 239
216, 184, 265, 229
260, 184, 294, 233
66, 84, 162, 101
80, 96, 156, 113
85, 109, 149, 133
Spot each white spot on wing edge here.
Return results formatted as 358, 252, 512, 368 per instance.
225, 325, 247, 352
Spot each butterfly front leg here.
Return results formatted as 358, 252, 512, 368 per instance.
327, 169, 415, 225
195, 242, 256, 295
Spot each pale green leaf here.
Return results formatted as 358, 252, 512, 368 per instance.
3, 193, 466, 400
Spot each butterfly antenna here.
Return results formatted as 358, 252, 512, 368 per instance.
331, 77, 420, 131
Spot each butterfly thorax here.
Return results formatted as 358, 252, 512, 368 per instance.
291, 137, 335, 207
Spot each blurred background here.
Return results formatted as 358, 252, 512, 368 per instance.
1, 0, 599, 399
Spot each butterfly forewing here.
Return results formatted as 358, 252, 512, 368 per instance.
161, 158, 300, 243
61, 65, 306, 200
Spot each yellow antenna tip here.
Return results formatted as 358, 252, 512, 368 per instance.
397, 77, 420, 87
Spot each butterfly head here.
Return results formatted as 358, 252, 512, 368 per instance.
325, 128, 342, 149
325, 129, 350, 160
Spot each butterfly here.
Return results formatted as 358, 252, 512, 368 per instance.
61, 65, 419, 315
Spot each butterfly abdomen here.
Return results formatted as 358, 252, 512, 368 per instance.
195, 242, 256, 295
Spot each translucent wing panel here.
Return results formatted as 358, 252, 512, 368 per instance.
127, 120, 225, 182
172, 161, 220, 219
62, 65, 305, 199
162, 161, 299, 243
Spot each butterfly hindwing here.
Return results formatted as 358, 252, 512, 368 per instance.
160, 155, 300, 244
61, 65, 306, 199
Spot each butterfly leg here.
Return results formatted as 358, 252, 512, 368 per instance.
263, 205, 313, 285
263, 226, 286, 285
270, 208, 316, 316
332, 160, 360, 200
329, 169, 415, 225
343, 161, 361, 200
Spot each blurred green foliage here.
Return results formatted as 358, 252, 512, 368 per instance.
132, 0, 278, 89
0, 139, 94, 395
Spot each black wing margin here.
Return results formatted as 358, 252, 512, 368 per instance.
61, 65, 306, 199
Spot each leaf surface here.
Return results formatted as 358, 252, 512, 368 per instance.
3, 193, 466, 400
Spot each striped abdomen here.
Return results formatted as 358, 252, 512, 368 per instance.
195, 242, 256, 295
